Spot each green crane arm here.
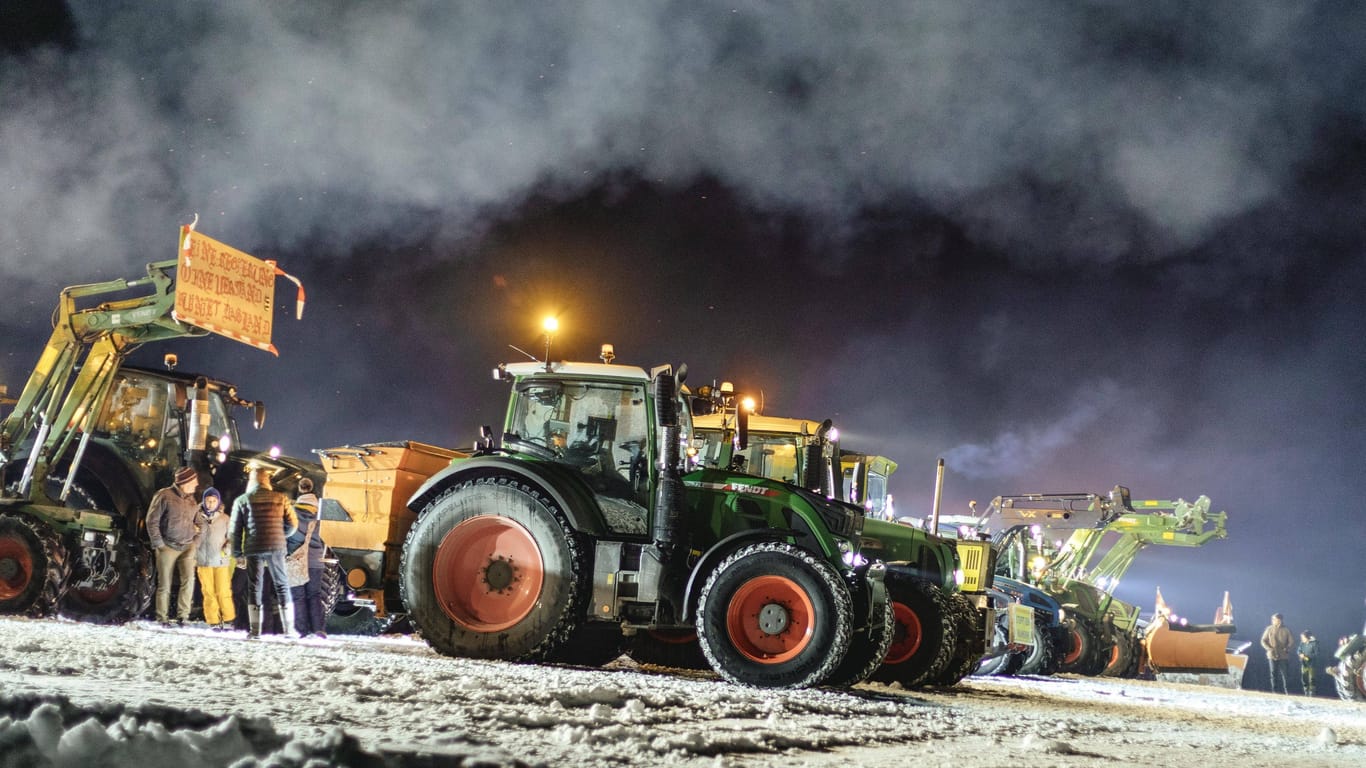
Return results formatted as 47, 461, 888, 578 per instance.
0, 259, 205, 501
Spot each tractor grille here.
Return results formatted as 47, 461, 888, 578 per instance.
956, 540, 995, 593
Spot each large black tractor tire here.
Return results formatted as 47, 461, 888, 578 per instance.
400, 476, 588, 661
1102, 629, 1143, 678
696, 541, 854, 689
0, 514, 70, 618
1058, 614, 1109, 676
1016, 615, 1061, 676
869, 573, 956, 689
1334, 641, 1366, 702
825, 576, 894, 687
627, 629, 711, 670
320, 553, 343, 617
928, 593, 982, 686
59, 539, 153, 624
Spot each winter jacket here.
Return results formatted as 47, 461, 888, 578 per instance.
145, 486, 202, 550
286, 493, 326, 569
195, 507, 233, 567
1298, 638, 1319, 665
229, 485, 299, 556
1261, 624, 1293, 660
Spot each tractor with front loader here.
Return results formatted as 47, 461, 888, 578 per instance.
983, 486, 1231, 678
0, 237, 314, 622
396, 350, 893, 689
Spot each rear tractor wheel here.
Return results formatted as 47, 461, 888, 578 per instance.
0, 513, 70, 617
696, 541, 854, 689
400, 477, 588, 661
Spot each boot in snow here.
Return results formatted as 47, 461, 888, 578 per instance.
279, 603, 301, 639
248, 605, 262, 639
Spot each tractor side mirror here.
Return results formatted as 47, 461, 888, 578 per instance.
253, 402, 267, 430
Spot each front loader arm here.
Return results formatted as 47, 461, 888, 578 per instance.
0, 259, 204, 500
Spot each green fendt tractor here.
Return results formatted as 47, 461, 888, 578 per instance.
984, 486, 1229, 677
398, 349, 892, 689
686, 392, 1009, 688
0, 257, 314, 622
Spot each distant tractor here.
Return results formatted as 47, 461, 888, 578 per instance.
982, 486, 1230, 678
396, 350, 892, 689
0, 250, 314, 623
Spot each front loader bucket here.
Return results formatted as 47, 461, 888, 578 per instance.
1143, 618, 1236, 674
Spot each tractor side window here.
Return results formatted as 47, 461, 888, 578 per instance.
509, 380, 649, 504
96, 374, 168, 453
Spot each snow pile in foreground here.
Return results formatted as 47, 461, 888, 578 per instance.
0, 693, 525, 768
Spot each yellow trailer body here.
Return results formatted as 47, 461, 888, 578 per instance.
317, 441, 465, 591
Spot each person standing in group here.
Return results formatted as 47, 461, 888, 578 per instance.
1298, 630, 1319, 696
194, 487, 236, 630
145, 465, 202, 628
1260, 612, 1294, 694
286, 477, 327, 638
229, 465, 299, 639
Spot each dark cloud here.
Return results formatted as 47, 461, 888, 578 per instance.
3, 2, 1365, 648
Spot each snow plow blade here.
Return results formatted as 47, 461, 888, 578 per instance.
1143, 619, 1236, 674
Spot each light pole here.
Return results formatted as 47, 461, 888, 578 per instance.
542, 316, 558, 371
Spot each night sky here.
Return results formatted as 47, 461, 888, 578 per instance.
3, 2, 1365, 662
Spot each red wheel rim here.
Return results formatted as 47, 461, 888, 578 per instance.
1062, 625, 1084, 665
883, 601, 923, 665
725, 575, 814, 664
0, 531, 35, 602
432, 516, 544, 632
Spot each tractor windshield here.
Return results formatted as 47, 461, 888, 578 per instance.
508, 379, 650, 504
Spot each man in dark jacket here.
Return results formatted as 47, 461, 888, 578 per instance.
146, 465, 202, 627
229, 465, 299, 638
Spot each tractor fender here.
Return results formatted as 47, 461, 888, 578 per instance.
406, 455, 608, 537
679, 529, 791, 623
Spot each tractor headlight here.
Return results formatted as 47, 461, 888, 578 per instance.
836, 539, 867, 568
953, 568, 965, 587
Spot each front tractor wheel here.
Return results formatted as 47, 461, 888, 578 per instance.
60, 539, 153, 624
1335, 643, 1366, 702
870, 573, 956, 689
697, 542, 854, 689
0, 514, 70, 617
400, 477, 587, 661
1058, 614, 1110, 676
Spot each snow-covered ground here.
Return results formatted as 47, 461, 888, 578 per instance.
1, 615, 1362, 768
